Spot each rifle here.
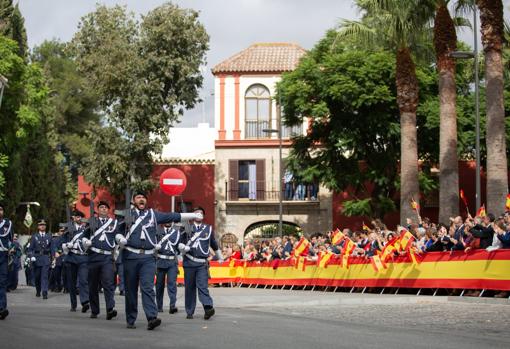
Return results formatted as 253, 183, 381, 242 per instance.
89, 190, 96, 233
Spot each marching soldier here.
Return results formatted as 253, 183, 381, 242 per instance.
0, 202, 13, 319
178, 207, 223, 320
81, 201, 118, 320
27, 220, 53, 299
62, 210, 90, 312
49, 227, 65, 292
116, 191, 201, 330
155, 222, 181, 314
7, 234, 22, 291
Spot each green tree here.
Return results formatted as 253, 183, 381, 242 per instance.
70, 3, 209, 197
0, 0, 27, 57
337, 0, 436, 224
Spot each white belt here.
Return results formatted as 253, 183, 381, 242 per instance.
125, 246, 155, 255
70, 249, 87, 255
156, 254, 175, 260
90, 247, 112, 255
185, 254, 207, 263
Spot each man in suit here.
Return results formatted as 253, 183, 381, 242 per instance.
81, 201, 119, 320
155, 222, 181, 314
0, 202, 13, 319
116, 191, 201, 330
62, 210, 90, 312
27, 220, 53, 299
179, 206, 223, 320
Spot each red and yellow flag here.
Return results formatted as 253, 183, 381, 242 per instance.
341, 238, 356, 269
380, 242, 396, 263
410, 198, 420, 212
370, 254, 387, 272
476, 204, 486, 217
229, 259, 236, 268
362, 222, 370, 232
399, 229, 415, 252
293, 237, 310, 257
318, 251, 333, 268
505, 194, 510, 211
460, 189, 468, 207
409, 247, 424, 265
331, 229, 345, 245
294, 256, 306, 271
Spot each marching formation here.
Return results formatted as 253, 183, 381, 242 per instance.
0, 193, 224, 330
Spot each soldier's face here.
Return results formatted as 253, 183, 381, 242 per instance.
38, 224, 46, 231
134, 195, 146, 210
98, 205, 109, 216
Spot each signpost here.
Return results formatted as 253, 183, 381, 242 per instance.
159, 168, 187, 211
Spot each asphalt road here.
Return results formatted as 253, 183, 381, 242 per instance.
1, 286, 509, 349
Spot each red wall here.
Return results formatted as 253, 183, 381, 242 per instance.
76, 163, 215, 225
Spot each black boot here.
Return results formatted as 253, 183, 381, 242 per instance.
35, 292, 41, 297
204, 307, 215, 320
147, 318, 161, 330
106, 309, 117, 320
169, 306, 178, 314
81, 302, 90, 313
90, 313, 98, 319
0, 309, 8, 320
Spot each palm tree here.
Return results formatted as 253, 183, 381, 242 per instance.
338, 0, 435, 224
434, 1, 459, 223
477, 0, 508, 214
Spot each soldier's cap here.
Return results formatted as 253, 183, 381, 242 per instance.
132, 191, 147, 199
192, 206, 205, 215
37, 219, 47, 225
72, 210, 85, 218
97, 200, 110, 209
58, 223, 68, 228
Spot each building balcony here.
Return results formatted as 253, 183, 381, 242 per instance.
224, 180, 319, 204
245, 120, 302, 140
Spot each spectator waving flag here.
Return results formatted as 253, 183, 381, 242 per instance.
341, 238, 356, 269
410, 198, 420, 213
476, 204, 486, 217
398, 227, 415, 252
331, 229, 345, 245
293, 237, 310, 257
318, 251, 333, 268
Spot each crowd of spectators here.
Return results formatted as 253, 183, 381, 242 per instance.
220, 210, 510, 297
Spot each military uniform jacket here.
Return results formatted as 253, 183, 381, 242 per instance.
119, 208, 181, 260
28, 232, 53, 267
180, 223, 219, 268
62, 223, 88, 264
0, 218, 13, 255
156, 226, 180, 269
51, 235, 64, 266
82, 216, 119, 263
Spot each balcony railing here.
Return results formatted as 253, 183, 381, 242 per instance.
281, 124, 302, 138
225, 180, 319, 202
245, 120, 270, 139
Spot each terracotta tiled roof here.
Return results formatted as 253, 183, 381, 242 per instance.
212, 43, 307, 74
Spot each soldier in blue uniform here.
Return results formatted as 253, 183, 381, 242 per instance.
0, 202, 13, 319
155, 222, 181, 314
178, 207, 223, 320
49, 227, 65, 292
7, 234, 22, 291
27, 220, 53, 299
81, 201, 118, 320
62, 210, 90, 312
116, 191, 201, 330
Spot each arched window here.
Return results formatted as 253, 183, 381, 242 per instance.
245, 84, 271, 138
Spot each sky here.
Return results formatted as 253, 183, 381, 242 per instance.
18, 0, 510, 127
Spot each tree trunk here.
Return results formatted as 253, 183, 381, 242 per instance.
396, 48, 420, 225
434, 3, 459, 223
485, 48, 507, 214
477, 0, 508, 214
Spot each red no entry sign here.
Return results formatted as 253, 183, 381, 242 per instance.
159, 168, 187, 196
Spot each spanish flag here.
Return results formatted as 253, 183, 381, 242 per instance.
293, 237, 310, 257
476, 204, 486, 217
409, 247, 424, 265
331, 229, 345, 245
341, 238, 356, 269
460, 189, 468, 208
229, 259, 236, 268
410, 198, 420, 212
294, 256, 306, 271
362, 222, 370, 232
399, 228, 415, 252
318, 251, 333, 268
505, 194, 510, 211
380, 243, 396, 263
371, 254, 387, 272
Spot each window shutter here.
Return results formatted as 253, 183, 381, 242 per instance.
229, 160, 239, 201
255, 159, 265, 200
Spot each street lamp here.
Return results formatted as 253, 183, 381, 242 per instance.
450, 6, 481, 211
0, 74, 8, 110
262, 115, 283, 238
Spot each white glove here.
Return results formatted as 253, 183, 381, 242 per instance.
216, 249, 224, 263
115, 234, 127, 247
178, 243, 190, 252
155, 243, 162, 251
180, 212, 203, 221
30, 257, 36, 262
82, 238, 92, 249
62, 245, 69, 254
